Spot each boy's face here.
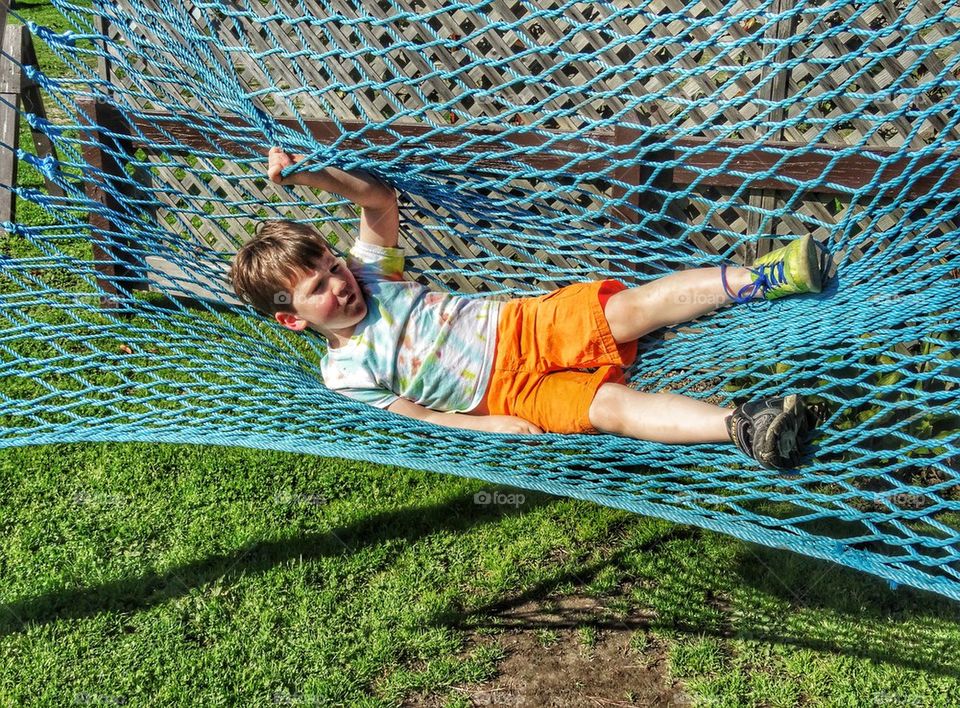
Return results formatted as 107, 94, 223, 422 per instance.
275, 250, 367, 334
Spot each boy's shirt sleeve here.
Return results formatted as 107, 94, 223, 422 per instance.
334, 386, 399, 409
348, 239, 405, 281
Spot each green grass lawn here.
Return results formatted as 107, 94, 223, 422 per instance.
3, 440, 960, 706
2, 2, 960, 706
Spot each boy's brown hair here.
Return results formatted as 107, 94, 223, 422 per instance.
229, 220, 331, 316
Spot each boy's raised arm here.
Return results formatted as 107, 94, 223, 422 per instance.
266, 147, 400, 249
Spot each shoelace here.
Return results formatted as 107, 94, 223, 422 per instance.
720, 261, 787, 304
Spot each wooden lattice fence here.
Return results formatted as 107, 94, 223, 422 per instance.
84, 0, 960, 301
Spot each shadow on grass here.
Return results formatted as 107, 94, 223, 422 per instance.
430, 524, 960, 680
0, 487, 558, 637
10, 2, 53, 11
4, 481, 959, 679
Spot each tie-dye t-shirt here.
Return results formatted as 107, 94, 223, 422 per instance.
319, 240, 502, 412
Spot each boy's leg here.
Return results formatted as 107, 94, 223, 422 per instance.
604, 234, 827, 343
604, 266, 755, 344
588, 382, 820, 469
588, 382, 732, 444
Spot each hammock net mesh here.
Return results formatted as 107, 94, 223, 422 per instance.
1, 0, 959, 598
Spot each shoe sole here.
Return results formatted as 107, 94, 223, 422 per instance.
759, 394, 807, 469
799, 401, 827, 438
798, 234, 822, 294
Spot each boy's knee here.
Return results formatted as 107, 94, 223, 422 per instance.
588, 383, 627, 434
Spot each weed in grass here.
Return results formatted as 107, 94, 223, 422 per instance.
577, 624, 598, 651
670, 634, 728, 678
629, 630, 652, 656
534, 628, 560, 648
586, 565, 620, 596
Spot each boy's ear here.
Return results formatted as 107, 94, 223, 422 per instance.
274, 311, 308, 331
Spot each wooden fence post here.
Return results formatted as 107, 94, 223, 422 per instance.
611, 110, 676, 275
0, 20, 17, 225
0, 0, 8, 51
0, 21, 65, 223
746, 0, 800, 261
77, 98, 149, 309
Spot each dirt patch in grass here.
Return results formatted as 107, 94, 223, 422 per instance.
408, 596, 692, 707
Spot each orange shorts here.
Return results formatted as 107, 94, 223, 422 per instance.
484, 279, 638, 434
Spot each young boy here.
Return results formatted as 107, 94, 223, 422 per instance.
229, 148, 828, 470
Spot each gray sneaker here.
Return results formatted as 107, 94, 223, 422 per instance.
725, 394, 813, 469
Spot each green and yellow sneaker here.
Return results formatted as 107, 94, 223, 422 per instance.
723, 234, 826, 303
